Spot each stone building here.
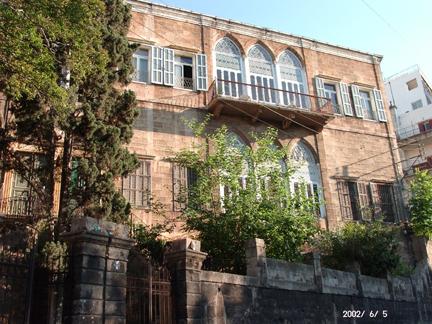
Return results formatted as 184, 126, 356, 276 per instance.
122, 0, 404, 231
0, 0, 405, 232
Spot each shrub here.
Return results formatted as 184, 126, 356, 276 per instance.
313, 221, 403, 277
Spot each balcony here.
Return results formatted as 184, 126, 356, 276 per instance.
174, 75, 194, 90
0, 196, 44, 222
207, 79, 334, 131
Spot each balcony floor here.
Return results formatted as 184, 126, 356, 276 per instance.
207, 96, 334, 132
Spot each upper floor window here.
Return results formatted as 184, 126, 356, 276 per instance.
248, 45, 276, 103
323, 83, 340, 114
412, 99, 423, 110
359, 90, 374, 120
132, 47, 207, 91
277, 50, 307, 107
215, 38, 244, 97
406, 78, 418, 91
132, 49, 149, 83
174, 55, 193, 90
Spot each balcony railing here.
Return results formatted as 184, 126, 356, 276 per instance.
396, 124, 432, 140
174, 75, 194, 90
208, 78, 333, 114
0, 196, 44, 221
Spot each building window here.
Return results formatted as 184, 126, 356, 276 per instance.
406, 78, 418, 90
215, 37, 244, 97
290, 142, 325, 217
359, 90, 375, 120
248, 45, 276, 104
172, 164, 197, 211
174, 55, 194, 90
132, 49, 149, 83
337, 181, 395, 222
122, 160, 151, 208
277, 50, 307, 108
411, 99, 423, 110
324, 83, 341, 114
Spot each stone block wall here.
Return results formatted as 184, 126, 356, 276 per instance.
166, 238, 432, 323
62, 217, 133, 324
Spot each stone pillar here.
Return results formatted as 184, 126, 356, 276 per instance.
165, 238, 207, 324
245, 238, 267, 284
62, 217, 133, 324
313, 252, 323, 292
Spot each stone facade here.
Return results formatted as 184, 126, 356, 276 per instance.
0, 1, 404, 232
123, 0, 403, 232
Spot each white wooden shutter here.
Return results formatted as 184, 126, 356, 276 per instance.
339, 82, 353, 116
373, 88, 387, 122
196, 54, 208, 91
163, 48, 174, 86
351, 84, 364, 118
151, 46, 163, 84
314, 77, 326, 107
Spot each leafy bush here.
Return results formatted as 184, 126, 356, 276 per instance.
173, 121, 319, 274
313, 221, 403, 277
409, 170, 432, 239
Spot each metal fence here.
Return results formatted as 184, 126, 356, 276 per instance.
126, 251, 174, 324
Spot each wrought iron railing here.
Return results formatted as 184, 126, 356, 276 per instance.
174, 75, 194, 90
0, 196, 44, 220
208, 78, 333, 113
396, 124, 432, 140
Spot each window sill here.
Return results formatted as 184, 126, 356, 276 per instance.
173, 86, 195, 92
131, 80, 149, 85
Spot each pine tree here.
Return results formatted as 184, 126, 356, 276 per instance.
0, 0, 138, 229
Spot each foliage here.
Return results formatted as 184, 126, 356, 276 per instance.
130, 199, 174, 264
0, 0, 138, 228
172, 120, 319, 274
40, 240, 68, 272
409, 170, 432, 239
313, 221, 403, 277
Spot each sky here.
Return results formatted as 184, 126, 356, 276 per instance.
150, 0, 432, 80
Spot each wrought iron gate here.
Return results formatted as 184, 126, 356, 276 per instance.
0, 223, 36, 324
126, 251, 174, 324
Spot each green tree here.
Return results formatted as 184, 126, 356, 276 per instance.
313, 221, 404, 277
409, 170, 432, 238
0, 0, 138, 230
172, 120, 319, 274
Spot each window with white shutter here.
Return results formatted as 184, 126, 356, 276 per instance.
351, 85, 364, 118
196, 54, 208, 91
163, 48, 174, 86
151, 46, 163, 84
339, 82, 354, 116
314, 77, 327, 108
373, 89, 387, 122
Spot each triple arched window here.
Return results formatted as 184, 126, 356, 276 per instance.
214, 37, 308, 107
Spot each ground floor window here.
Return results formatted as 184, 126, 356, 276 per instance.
122, 160, 151, 208
337, 180, 395, 222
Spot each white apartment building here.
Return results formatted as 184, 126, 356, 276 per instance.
385, 65, 432, 179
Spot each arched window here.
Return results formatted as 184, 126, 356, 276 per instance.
248, 45, 276, 103
290, 142, 325, 217
220, 131, 249, 201
215, 38, 244, 97
278, 50, 308, 108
